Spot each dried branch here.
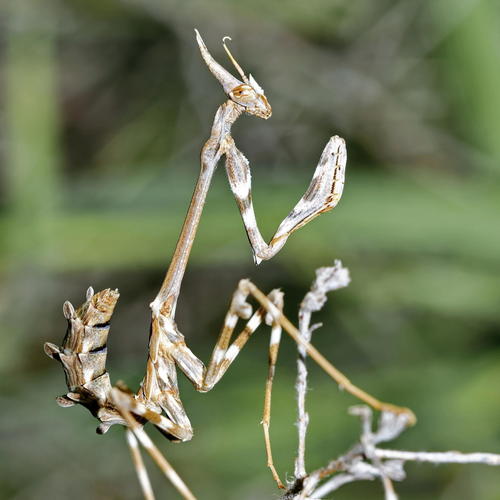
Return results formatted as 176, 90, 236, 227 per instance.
295, 260, 351, 479
110, 388, 196, 500
300, 405, 500, 499
375, 449, 500, 467
125, 429, 155, 500
278, 265, 500, 500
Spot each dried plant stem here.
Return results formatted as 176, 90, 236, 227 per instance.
303, 405, 500, 499
246, 282, 416, 424
294, 262, 351, 479
375, 449, 500, 466
111, 389, 196, 500
371, 448, 398, 500
294, 307, 312, 480
125, 429, 155, 500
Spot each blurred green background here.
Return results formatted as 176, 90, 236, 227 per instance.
1, 0, 500, 499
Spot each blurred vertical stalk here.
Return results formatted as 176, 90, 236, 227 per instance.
433, 0, 500, 175
2, 0, 61, 370
5, 0, 61, 261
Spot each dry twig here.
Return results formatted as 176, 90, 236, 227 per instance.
281, 264, 500, 500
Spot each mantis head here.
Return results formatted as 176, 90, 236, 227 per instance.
195, 29, 272, 119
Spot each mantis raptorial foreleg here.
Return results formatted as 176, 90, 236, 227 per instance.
224, 134, 347, 264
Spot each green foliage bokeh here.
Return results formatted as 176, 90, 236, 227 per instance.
1, 1, 500, 499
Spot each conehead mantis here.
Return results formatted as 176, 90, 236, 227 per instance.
45, 30, 413, 500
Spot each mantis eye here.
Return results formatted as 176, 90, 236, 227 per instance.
230, 84, 255, 104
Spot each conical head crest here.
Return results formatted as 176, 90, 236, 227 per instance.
195, 29, 271, 119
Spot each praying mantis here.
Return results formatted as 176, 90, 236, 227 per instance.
44, 30, 413, 500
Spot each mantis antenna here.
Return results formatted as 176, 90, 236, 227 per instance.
222, 35, 249, 84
